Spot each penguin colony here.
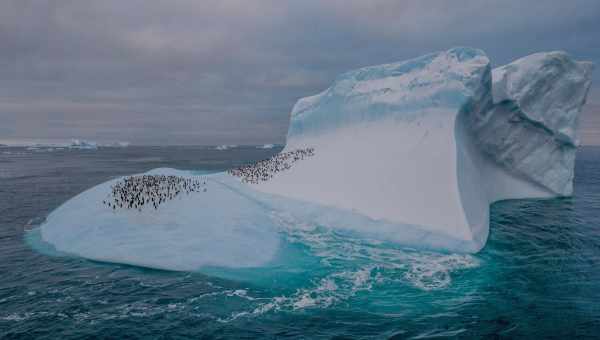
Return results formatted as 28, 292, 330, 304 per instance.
102, 148, 314, 211
228, 147, 315, 184
103, 175, 206, 212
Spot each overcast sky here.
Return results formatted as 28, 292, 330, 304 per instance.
1, 0, 599, 145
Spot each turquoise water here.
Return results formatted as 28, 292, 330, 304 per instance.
1, 146, 599, 338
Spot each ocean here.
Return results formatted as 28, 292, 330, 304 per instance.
1, 145, 599, 339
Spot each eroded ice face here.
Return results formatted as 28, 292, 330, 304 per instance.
468, 52, 594, 196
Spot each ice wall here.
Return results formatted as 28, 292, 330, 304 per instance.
254, 48, 494, 251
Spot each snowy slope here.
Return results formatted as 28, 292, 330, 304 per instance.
39, 169, 280, 270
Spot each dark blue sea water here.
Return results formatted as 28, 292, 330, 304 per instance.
1, 145, 600, 339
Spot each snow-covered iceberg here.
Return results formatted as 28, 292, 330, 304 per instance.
35, 48, 593, 271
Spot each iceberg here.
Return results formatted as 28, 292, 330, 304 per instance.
99, 141, 130, 148
252, 48, 592, 252
1, 139, 129, 149
69, 139, 98, 150
35, 48, 593, 271
257, 144, 277, 149
214, 144, 238, 151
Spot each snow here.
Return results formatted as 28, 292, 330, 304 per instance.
287, 48, 490, 139
36, 48, 594, 270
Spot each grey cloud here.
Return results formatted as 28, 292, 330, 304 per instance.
0, 0, 599, 144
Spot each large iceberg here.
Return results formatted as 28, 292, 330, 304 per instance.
252, 48, 592, 252
35, 48, 593, 270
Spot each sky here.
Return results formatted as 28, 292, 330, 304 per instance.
1, 0, 599, 145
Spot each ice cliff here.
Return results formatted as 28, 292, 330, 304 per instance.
36, 48, 593, 271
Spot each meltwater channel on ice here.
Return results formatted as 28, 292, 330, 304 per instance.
30, 47, 593, 272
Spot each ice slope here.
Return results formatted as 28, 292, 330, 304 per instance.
36, 48, 593, 271
39, 169, 281, 270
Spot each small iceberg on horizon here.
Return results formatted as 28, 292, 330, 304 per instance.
68, 139, 130, 149
4, 139, 130, 150
214, 144, 238, 151
257, 143, 278, 149
33, 47, 593, 272
68, 139, 98, 150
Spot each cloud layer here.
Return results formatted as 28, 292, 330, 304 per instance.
1, 0, 599, 144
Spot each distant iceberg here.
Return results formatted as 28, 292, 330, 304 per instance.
36, 48, 593, 271
214, 144, 237, 151
99, 141, 130, 148
68, 139, 98, 150
257, 144, 276, 149
68, 139, 130, 149
254, 48, 592, 252
6, 139, 130, 150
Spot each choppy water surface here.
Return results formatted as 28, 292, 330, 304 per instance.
1, 146, 599, 339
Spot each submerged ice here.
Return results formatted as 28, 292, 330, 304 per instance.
36, 48, 593, 272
